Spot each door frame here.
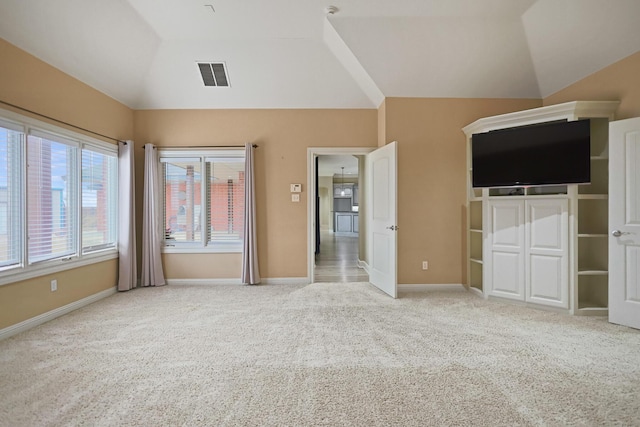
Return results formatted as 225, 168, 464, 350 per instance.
307, 147, 375, 282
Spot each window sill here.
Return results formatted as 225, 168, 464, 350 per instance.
0, 250, 118, 287
162, 244, 242, 254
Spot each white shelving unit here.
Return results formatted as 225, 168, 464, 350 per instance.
462, 101, 619, 314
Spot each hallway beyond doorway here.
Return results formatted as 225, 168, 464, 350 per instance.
314, 230, 369, 283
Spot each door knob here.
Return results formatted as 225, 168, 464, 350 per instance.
386, 225, 398, 231
612, 230, 624, 237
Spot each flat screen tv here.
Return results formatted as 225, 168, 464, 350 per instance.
471, 119, 591, 188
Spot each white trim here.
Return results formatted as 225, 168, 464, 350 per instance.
161, 244, 242, 254
166, 278, 243, 285
261, 277, 310, 285
468, 286, 484, 298
307, 147, 375, 282
398, 283, 466, 293
462, 101, 619, 136
0, 107, 116, 149
0, 287, 116, 341
358, 259, 370, 274
166, 277, 309, 286
0, 251, 118, 287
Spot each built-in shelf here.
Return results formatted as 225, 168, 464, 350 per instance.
577, 194, 608, 200
463, 101, 618, 316
576, 307, 608, 316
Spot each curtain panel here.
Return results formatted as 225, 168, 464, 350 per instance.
117, 141, 137, 291
241, 143, 260, 284
141, 144, 166, 287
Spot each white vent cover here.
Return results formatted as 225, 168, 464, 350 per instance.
198, 62, 229, 87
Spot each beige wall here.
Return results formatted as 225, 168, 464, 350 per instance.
544, 51, 640, 120
380, 98, 541, 284
133, 109, 378, 280
377, 99, 386, 147
0, 39, 133, 329
0, 39, 133, 141
0, 261, 118, 329
3, 35, 639, 330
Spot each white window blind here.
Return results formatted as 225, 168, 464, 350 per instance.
0, 122, 24, 269
163, 158, 202, 243
159, 150, 245, 251
82, 148, 117, 252
0, 108, 119, 283
207, 157, 244, 243
27, 132, 78, 263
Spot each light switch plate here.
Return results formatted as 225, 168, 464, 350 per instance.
290, 184, 302, 193
292, 194, 300, 202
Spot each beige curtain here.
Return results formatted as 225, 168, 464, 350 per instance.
241, 143, 260, 284
117, 140, 137, 291
141, 144, 166, 287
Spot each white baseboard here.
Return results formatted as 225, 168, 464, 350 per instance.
398, 283, 466, 293
0, 287, 117, 341
468, 286, 484, 298
166, 278, 243, 286
166, 277, 309, 286
261, 277, 310, 285
357, 260, 370, 274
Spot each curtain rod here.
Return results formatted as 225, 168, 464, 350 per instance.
144, 144, 258, 149
0, 99, 123, 143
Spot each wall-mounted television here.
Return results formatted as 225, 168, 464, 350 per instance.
471, 119, 591, 188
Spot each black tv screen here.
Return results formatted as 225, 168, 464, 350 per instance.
471, 119, 591, 188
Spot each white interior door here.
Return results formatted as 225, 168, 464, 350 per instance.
609, 117, 640, 329
366, 141, 397, 298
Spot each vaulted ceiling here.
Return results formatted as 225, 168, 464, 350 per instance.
1, 0, 639, 110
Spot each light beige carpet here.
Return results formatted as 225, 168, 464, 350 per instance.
1, 282, 639, 426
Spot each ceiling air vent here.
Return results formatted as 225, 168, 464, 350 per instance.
197, 62, 229, 87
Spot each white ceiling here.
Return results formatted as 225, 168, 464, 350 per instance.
0, 0, 639, 109
318, 155, 359, 177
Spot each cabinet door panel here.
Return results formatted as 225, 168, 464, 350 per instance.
529, 254, 564, 305
488, 200, 525, 301
336, 214, 353, 232
526, 199, 568, 308
492, 252, 524, 298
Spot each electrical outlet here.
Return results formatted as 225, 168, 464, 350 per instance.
51, 279, 57, 292
422, 261, 428, 270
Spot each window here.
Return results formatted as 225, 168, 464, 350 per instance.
0, 108, 118, 283
161, 150, 245, 252
163, 158, 202, 244
27, 132, 78, 263
82, 148, 117, 252
0, 121, 23, 269
207, 157, 244, 244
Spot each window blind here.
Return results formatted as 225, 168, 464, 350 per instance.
27, 132, 78, 263
163, 159, 202, 243
82, 148, 117, 252
0, 123, 24, 268
207, 157, 244, 243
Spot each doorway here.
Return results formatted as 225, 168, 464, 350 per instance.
314, 155, 368, 283
307, 147, 374, 283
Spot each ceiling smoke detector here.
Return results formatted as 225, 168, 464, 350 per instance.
325, 5, 338, 15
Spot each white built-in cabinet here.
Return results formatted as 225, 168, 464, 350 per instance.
463, 101, 619, 315
487, 198, 568, 309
